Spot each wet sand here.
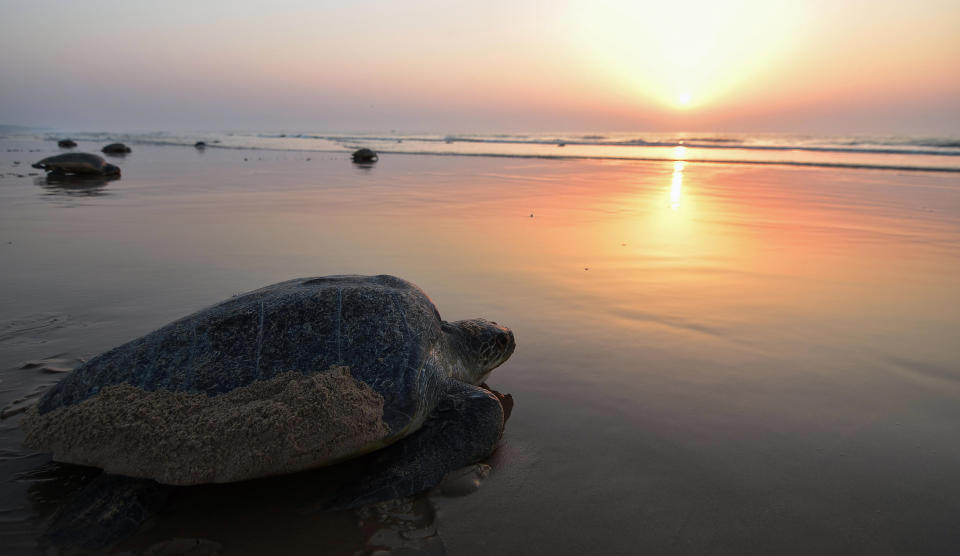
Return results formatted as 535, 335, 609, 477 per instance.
1, 140, 959, 554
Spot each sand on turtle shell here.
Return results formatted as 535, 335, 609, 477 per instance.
22, 366, 390, 485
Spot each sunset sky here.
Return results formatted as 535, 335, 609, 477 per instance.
1, 0, 958, 133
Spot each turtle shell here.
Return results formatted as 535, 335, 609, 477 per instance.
36, 275, 445, 432
24, 275, 453, 484
101, 143, 132, 154
351, 148, 378, 163
32, 153, 120, 176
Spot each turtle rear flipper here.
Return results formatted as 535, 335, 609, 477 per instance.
325, 381, 505, 510
43, 474, 170, 550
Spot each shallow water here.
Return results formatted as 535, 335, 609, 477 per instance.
1, 140, 959, 554
23, 130, 960, 172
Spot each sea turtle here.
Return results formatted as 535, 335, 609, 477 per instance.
57, 139, 77, 148
24, 275, 514, 487
352, 148, 378, 163
101, 143, 131, 154
31, 153, 121, 177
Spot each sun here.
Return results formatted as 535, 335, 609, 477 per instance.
572, 1, 804, 112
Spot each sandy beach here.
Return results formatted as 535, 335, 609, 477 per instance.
1, 139, 959, 554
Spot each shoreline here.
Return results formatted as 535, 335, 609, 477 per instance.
5, 131, 959, 174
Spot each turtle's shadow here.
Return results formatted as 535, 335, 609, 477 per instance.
23, 447, 393, 551
352, 162, 377, 172
34, 174, 119, 197
25, 441, 442, 552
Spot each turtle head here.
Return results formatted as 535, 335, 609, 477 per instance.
102, 163, 121, 176
442, 318, 515, 384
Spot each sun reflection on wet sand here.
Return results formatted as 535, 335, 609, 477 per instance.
670, 147, 687, 211
670, 160, 685, 211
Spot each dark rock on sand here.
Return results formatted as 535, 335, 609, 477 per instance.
31, 153, 120, 176
351, 148, 378, 163
194, 141, 206, 149
57, 139, 77, 148
101, 142, 131, 154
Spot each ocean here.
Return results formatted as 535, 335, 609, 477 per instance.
6, 128, 960, 173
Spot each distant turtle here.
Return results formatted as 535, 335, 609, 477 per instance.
194, 141, 206, 149
351, 148, 378, 163
57, 139, 77, 148
31, 153, 120, 176
24, 275, 514, 487
101, 143, 131, 154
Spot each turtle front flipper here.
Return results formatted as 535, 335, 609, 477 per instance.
325, 381, 505, 510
